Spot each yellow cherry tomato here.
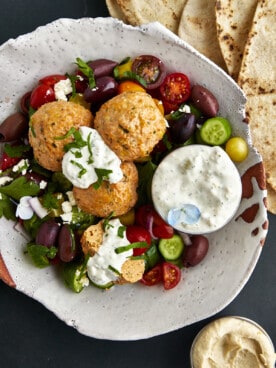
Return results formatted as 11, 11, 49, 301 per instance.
118, 80, 146, 94
153, 98, 165, 115
114, 59, 133, 78
225, 136, 249, 162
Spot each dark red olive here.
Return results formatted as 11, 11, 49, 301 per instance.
84, 76, 118, 105
87, 58, 118, 78
35, 219, 60, 247
20, 91, 32, 115
182, 235, 209, 267
0, 112, 29, 142
58, 224, 77, 262
170, 113, 196, 144
190, 85, 219, 117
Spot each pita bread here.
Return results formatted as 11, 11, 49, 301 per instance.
267, 183, 276, 214
245, 93, 276, 191
178, 0, 227, 70
237, 0, 276, 96
215, 0, 258, 80
116, 0, 186, 34
106, 0, 128, 23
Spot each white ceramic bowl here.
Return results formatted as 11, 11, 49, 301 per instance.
0, 17, 268, 340
190, 316, 275, 367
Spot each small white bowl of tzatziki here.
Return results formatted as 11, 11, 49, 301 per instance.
151, 144, 242, 234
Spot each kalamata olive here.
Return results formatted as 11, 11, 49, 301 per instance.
35, 219, 60, 247
20, 91, 32, 115
58, 224, 77, 262
84, 76, 118, 105
87, 58, 118, 78
170, 113, 196, 144
0, 112, 28, 142
190, 85, 219, 118
182, 235, 209, 267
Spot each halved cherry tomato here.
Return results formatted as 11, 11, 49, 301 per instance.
118, 80, 146, 94
131, 55, 166, 90
141, 264, 163, 286
30, 84, 55, 109
162, 262, 181, 290
135, 204, 174, 239
159, 72, 191, 106
126, 225, 151, 256
39, 74, 67, 87
0, 151, 21, 171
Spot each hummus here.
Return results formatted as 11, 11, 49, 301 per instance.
191, 317, 276, 368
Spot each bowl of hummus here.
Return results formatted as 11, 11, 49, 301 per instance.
191, 316, 276, 368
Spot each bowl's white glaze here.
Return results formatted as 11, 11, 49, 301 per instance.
0, 17, 267, 340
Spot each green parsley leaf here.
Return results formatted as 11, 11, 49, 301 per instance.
115, 241, 148, 254
75, 57, 96, 89
4, 144, 31, 158
121, 71, 147, 88
41, 192, 60, 210
93, 168, 113, 189
102, 212, 114, 231
117, 225, 126, 238
26, 243, 58, 268
65, 73, 77, 97
0, 176, 40, 201
54, 127, 77, 141
0, 193, 16, 221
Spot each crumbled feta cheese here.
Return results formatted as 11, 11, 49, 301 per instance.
39, 180, 48, 190
54, 78, 73, 101
12, 159, 29, 175
0, 176, 13, 186
179, 104, 191, 113
60, 212, 73, 223
66, 191, 76, 206
62, 201, 72, 213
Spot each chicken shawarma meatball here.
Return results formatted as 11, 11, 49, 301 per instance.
80, 220, 145, 285
29, 100, 93, 171
73, 161, 138, 218
94, 91, 167, 161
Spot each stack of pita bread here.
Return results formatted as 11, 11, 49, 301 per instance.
106, 0, 276, 214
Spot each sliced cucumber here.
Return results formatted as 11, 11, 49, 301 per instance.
158, 234, 184, 261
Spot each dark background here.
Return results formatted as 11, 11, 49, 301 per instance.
0, 1, 275, 367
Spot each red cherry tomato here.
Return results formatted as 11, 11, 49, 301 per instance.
162, 262, 181, 290
126, 225, 151, 256
141, 264, 163, 286
30, 84, 55, 109
135, 204, 174, 239
159, 72, 191, 106
131, 55, 166, 90
39, 74, 67, 87
0, 152, 21, 171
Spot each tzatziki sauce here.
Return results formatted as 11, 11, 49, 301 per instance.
86, 218, 131, 286
62, 126, 123, 189
151, 145, 242, 234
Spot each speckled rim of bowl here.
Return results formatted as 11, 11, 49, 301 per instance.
190, 316, 275, 368
151, 145, 243, 235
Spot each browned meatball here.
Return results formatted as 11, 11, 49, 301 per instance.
29, 100, 93, 171
73, 161, 138, 217
94, 91, 166, 161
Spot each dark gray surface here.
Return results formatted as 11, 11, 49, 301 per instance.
0, 1, 275, 367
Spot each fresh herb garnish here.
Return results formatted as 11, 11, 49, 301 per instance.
115, 242, 148, 254
102, 212, 114, 231
0, 176, 40, 201
87, 132, 94, 164
0, 193, 16, 220
65, 73, 77, 97
93, 168, 113, 189
108, 265, 121, 276
26, 243, 58, 268
4, 144, 31, 158
117, 225, 126, 238
70, 160, 87, 178
54, 127, 77, 141
75, 57, 96, 89
122, 71, 147, 88
41, 192, 60, 210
